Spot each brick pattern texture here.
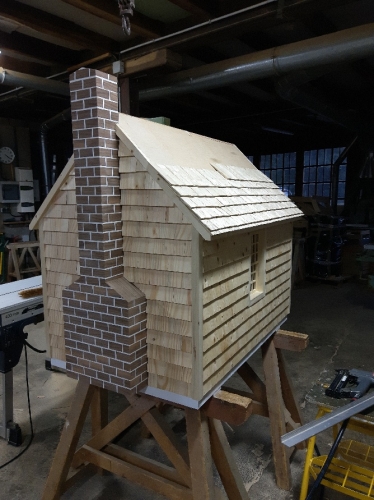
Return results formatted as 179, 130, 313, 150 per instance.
62, 68, 147, 394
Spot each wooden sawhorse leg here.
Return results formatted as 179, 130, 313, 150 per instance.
238, 329, 309, 491
43, 381, 250, 500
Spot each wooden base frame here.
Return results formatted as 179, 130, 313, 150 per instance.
42, 330, 308, 499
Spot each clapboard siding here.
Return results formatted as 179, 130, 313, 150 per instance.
36, 165, 79, 363
202, 222, 292, 394
120, 155, 194, 397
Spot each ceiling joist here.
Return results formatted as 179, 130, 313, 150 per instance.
60, 0, 163, 39
0, 0, 116, 52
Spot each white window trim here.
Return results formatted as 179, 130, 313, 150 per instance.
249, 230, 266, 306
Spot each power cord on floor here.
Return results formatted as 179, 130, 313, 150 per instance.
306, 418, 350, 500
0, 340, 46, 470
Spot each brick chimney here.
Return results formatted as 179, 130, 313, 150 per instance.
62, 68, 147, 394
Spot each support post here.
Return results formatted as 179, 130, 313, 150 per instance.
262, 337, 292, 490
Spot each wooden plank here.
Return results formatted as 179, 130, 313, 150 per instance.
120, 48, 182, 76
43, 231, 78, 247
203, 308, 288, 393
148, 359, 192, 384
262, 338, 292, 491
147, 330, 192, 351
126, 397, 191, 488
266, 222, 293, 248
237, 364, 267, 405
124, 252, 191, 273
203, 279, 249, 322
202, 236, 251, 273
123, 221, 192, 241
209, 418, 249, 499
118, 141, 133, 157
123, 206, 188, 224
80, 446, 193, 500
90, 387, 108, 475
203, 257, 249, 290
203, 390, 253, 426
146, 315, 192, 337
135, 283, 192, 306
124, 236, 192, 256
120, 171, 160, 190
125, 267, 192, 289
73, 395, 156, 469
273, 330, 309, 352
147, 344, 193, 368
266, 245, 291, 262
148, 373, 191, 397
202, 271, 290, 338
38, 227, 51, 358
42, 380, 95, 500
185, 408, 217, 500
46, 271, 77, 287
43, 218, 77, 233
45, 258, 79, 275
222, 386, 268, 417
203, 268, 249, 305
147, 300, 192, 322
105, 444, 188, 486
122, 189, 175, 207
119, 156, 141, 172
276, 349, 305, 442
203, 301, 289, 378
191, 228, 204, 402
30, 155, 74, 230
44, 245, 79, 260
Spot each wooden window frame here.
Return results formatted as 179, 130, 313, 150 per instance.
249, 230, 266, 305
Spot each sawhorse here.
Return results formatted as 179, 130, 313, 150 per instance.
42, 329, 308, 499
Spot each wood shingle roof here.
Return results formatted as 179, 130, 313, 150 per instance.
116, 114, 302, 240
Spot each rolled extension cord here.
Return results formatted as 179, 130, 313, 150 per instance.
306, 418, 350, 500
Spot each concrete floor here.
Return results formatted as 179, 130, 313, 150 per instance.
1, 277, 374, 499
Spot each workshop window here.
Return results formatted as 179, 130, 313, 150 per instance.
303, 147, 347, 205
249, 231, 265, 305
259, 152, 296, 197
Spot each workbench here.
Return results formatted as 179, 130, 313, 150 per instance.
0, 275, 43, 441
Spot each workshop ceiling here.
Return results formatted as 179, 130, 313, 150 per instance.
0, 0, 373, 153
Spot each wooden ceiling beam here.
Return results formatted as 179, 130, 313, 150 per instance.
167, 0, 212, 20
0, 32, 82, 68
0, 0, 116, 52
60, 0, 163, 39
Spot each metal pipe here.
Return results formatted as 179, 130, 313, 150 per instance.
120, 0, 279, 59
0, 67, 69, 96
39, 108, 72, 198
282, 391, 374, 448
139, 23, 374, 101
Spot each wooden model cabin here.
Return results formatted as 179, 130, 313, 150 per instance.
31, 68, 302, 408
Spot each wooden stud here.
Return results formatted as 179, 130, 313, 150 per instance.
72, 395, 156, 468
42, 380, 96, 500
91, 387, 109, 475
185, 408, 218, 500
273, 330, 309, 352
203, 389, 253, 426
80, 445, 193, 500
209, 418, 249, 499
238, 363, 267, 405
276, 349, 306, 450
127, 395, 191, 488
261, 338, 292, 491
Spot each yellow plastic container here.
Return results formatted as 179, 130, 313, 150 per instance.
300, 405, 374, 500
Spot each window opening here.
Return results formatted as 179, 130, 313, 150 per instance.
303, 147, 347, 206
